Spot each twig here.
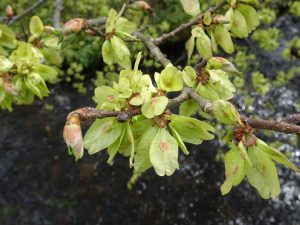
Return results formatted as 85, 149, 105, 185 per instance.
134, 31, 171, 67
153, 0, 228, 45
7, 0, 46, 25
53, 0, 64, 29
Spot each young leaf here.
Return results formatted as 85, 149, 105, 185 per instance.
169, 125, 189, 155
182, 66, 197, 88
102, 40, 114, 65
214, 25, 234, 54
179, 99, 199, 117
230, 9, 249, 38
29, 16, 44, 35
211, 100, 242, 125
134, 125, 159, 173
105, 9, 118, 33
156, 65, 183, 92
84, 118, 123, 154
141, 96, 168, 119
180, 0, 200, 17
107, 123, 127, 164
257, 139, 300, 172
221, 147, 246, 195
149, 128, 179, 176
127, 122, 135, 167
170, 115, 214, 144
195, 29, 213, 59
246, 146, 280, 199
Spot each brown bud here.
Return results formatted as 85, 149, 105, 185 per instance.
134, 1, 151, 11
6, 5, 14, 18
63, 114, 84, 161
62, 18, 86, 35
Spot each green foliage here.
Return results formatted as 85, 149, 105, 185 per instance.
289, 1, 300, 17
251, 71, 271, 94
252, 28, 281, 51
0, 18, 60, 110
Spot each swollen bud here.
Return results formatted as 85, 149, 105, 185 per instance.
6, 5, 14, 18
63, 114, 84, 161
133, 1, 152, 11
62, 18, 86, 35
208, 57, 238, 73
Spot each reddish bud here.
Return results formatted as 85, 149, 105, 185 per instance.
62, 18, 86, 35
6, 5, 14, 18
134, 1, 151, 11
63, 114, 84, 161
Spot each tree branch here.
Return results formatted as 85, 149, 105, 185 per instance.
153, 0, 228, 45
53, 0, 64, 29
134, 31, 171, 67
6, 0, 46, 25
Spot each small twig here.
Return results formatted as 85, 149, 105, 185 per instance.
53, 0, 64, 29
134, 31, 171, 67
6, 0, 46, 25
153, 0, 227, 45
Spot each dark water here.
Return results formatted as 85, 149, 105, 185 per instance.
1, 14, 300, 225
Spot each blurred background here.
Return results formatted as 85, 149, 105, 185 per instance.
0, 0, 300, 224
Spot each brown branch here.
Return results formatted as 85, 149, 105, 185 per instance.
67, 89, 190, 122
187, 92, 300, 135
134, 31, 171, 67
153, 0, 228, 45
6, 0, 46, 25
53, 0, 64, 29
243, 117, 300, 135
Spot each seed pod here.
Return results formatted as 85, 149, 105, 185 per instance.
213, 15, 231, 24
214, 25, 234, 54
237, 3, 259, 33
209, 30, 218, 54
63, 18, 86, 35
63, 114, 84, 161
5, 5, 13, 18
230, 9, 248, 38
195, 28, 212, 59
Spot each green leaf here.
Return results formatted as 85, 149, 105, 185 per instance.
107, 123, 127, 164
93, 86, 119, 110
237, 3, 259, 33
170, 114, 214, 144
246, 146, 280, 199
214, 25, 234, 54
33, 64, 58, 82
29, 16, 44, 35
169, 125, 189, 155
195, 29, 213, 59
180, 0, 200, 17
149, 128, 179, 176
134, 125, 159, 173
221, 147, 246, 195
114, 17, 136, 34
182, 66, 196, 87
127, 122, 135, 167
40, 48, 63, 66
211, 100, 242, 125
141, 96, 168, 119
179, 99, 199, 117
257, 139, 300, 172
102, 40, 114, 65
0, 56, 13, 72
156, 65, 183, 92
106, 9, 118, 33
185, 35, 195, 63
84, 118, 123, 154
230, 9, 248, 38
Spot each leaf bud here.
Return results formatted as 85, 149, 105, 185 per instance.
63, 114, 84, 161
63, 18, 87, 35
6, 5, 14, 18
